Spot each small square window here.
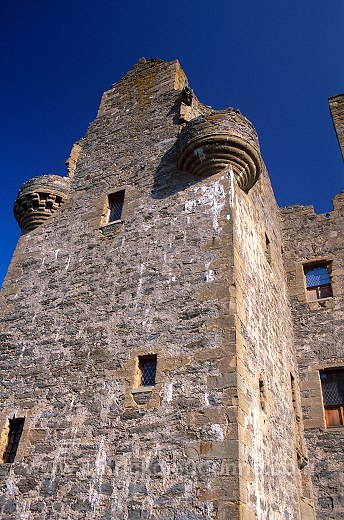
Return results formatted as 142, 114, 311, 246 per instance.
107, 190, 125, 223
2, 417, 25, 463
138, 355, 157, 387
303, 263, 333, 301
320, 369, 344, 428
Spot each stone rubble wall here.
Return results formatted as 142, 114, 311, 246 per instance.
0, 59, 239, 520
232, 166, 312, 519
329, 94, 344, 162
280, 192, 344, 520
0, 58, 323, 520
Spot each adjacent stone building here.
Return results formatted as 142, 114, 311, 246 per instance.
0, 59, 343, 519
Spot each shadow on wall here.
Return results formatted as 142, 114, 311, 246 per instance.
151, 96, 203, 200
151, 138, 202, 200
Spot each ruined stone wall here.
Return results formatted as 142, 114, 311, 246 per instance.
0, 59, 241, 520
329, 94, 344, 161
281, 192, 344, 520
231, 166, 314, 519
0, 58, 315, 520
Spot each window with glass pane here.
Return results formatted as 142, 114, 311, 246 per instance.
320, 369, 344, 427
108, 190, 125, 223
304, 264, 333, 301
3, 417, 25, 463
138, 355, 157, 387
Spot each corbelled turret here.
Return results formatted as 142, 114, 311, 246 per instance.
177, 110, 262, 193
13, 174, 70, 232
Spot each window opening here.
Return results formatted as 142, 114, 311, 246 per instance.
108, 190, 125, 223
304, 264, 333, 301
320, 369, 344, 427
290, 374, 313, 497
138, 355, 157, 387
290, 374, 305, 463
3, 417, 25, 463
259, 377, 267, 413
265, 233, 271, 266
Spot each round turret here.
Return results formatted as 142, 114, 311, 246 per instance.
14, 175, 70, 232
177, 111, 262, 192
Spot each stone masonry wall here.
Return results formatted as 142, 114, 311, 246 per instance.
0, 59, 240, 520
329, 94, 344, 161
232, 167, 314, 519
281, 192, 344, 520
0, 58, 316, 520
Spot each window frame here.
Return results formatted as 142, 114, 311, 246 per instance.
107, 189, 125, 224
2, 417, 25, 463
324, 406, 344, 428
136, 354, 157, 389
320, 368, 344, 428
303, 262, 333, 301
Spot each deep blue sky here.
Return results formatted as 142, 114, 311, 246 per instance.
1, 1, 343, 285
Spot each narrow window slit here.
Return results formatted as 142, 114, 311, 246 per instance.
265, 233, 271, 266
2, 417, 25, 463
259, 377, 267, 413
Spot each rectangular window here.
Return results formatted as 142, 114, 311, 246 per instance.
108, 190, 125, 223
304, 263, 333, 301
320, 369, 344, 428
138, 355, 157, 387
3, 417, 25, 463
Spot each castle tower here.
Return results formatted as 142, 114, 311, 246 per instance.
1, 59, 316, 519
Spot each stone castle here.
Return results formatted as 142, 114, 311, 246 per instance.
0, 58, 343, 519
